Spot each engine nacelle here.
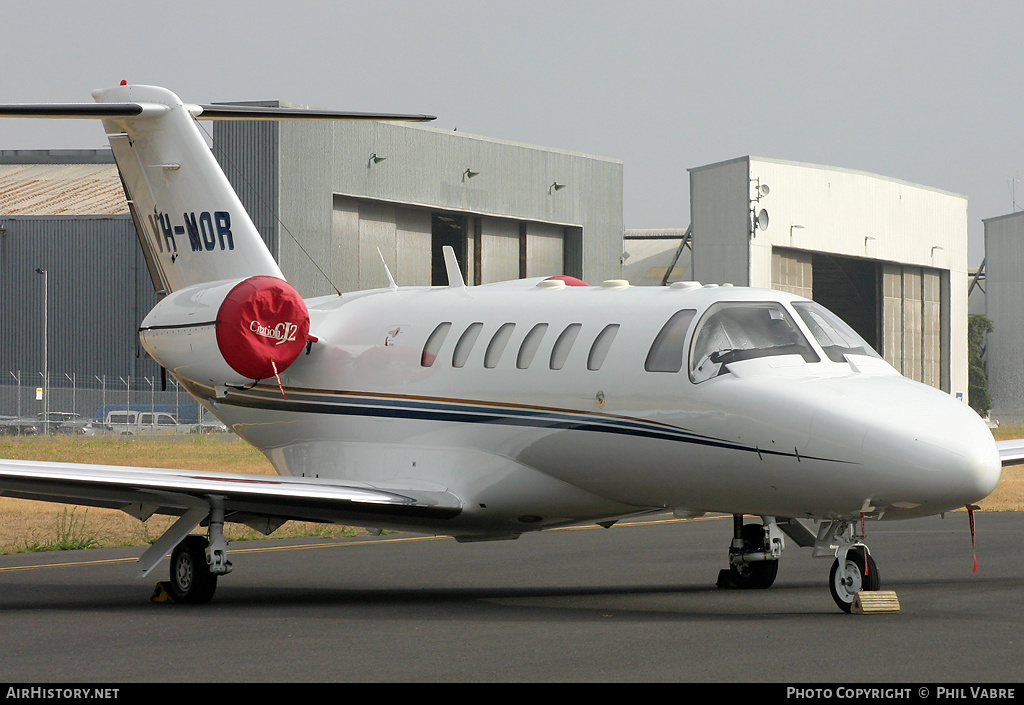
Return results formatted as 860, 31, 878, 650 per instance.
139, 276, 311, 387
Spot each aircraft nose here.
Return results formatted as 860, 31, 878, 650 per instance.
859, 382, 1001, 514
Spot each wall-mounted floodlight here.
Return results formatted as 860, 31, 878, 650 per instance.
463, 168, 479, 182
790, 224, 804, 237
367, 153, 386, 168
549, 181, 565, 194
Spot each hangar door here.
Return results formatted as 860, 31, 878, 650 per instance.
332, 195, 580, 289
772, 248, 944, 389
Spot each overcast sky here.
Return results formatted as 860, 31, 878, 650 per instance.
4, 1, 1021, 265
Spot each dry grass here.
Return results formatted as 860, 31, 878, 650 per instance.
0, 436, 359, 554
1, 429, 1023, 554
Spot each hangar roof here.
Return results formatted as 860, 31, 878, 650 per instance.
0, 162, 128, 216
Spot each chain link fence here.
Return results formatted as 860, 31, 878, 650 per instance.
0, 371, 226, 435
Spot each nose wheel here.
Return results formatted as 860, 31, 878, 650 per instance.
829, 545, 879, 612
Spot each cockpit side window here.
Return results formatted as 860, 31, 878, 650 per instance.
689, 302, 819, 382
792, 301, 881, 362
645, 309, 697, 372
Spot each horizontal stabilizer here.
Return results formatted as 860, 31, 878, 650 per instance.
193, 104, 436, 122
0, 103, 434, 122
0, 103, 144, 118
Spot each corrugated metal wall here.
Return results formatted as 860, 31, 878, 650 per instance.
211, 108, 280, 259
272, 119, 619, 294
0, 215, 159, 378
217, 113, 622, 295
983, 211, 1024, 420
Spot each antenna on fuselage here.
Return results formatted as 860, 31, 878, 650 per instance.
377, 248, 398, 291
442, 245, 466, 289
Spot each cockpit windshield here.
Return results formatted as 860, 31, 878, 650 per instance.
792, 301, 881, 362
690, 302, 820, 383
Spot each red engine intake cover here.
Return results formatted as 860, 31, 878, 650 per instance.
544, 275, 589, 286
215, 276, 310, 381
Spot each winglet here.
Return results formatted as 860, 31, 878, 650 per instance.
442, 245, 466, 288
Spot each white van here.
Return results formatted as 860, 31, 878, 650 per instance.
104, 410, 183, 435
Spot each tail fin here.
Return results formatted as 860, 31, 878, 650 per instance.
95, 85, 282, 293
1, 84, 435, 294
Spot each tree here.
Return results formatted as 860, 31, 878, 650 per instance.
968, 314, 994, 418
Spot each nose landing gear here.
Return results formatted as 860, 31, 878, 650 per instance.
816, 518, 882, 613
829, 543, 880, 612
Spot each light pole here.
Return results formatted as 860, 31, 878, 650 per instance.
35, 268, 48, 434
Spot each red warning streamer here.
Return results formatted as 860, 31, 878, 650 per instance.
967, 505, 978, 573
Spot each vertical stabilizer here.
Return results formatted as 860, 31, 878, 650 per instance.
93, 85, 284, 293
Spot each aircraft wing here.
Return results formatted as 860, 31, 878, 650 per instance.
0, 458, 462, 529
996, 439, 1024, 467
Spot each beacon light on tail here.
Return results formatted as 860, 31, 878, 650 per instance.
139, 275, 311, 387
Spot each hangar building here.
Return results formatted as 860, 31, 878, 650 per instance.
0, 149, 154, 379
212, 104, 624, 297
981, 211, 1024, 421
688, 156, 969, 398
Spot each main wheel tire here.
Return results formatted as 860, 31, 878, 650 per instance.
829, 546, 880, 613
168, 535, 218, 604
725, 523, 779, 589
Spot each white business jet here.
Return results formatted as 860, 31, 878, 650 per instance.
0, 84, 1008, 612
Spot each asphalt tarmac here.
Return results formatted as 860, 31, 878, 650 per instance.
0, 511, 1021, 683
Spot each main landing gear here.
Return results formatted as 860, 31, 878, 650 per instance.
167, 535, 220, 603
717, 515, 882, 613
717, 515, 784, 589
143, 498, 233, 604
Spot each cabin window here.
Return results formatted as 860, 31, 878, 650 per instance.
550, 323, 582, 370
421, 322, 452, 367
792, 301, 881, 363
645, 309, 697, 372
484, 323, 516, 368
690, 301, 820, 383
452, 322, 484, 368
517, 323, 549, 369
588, 324, 619, 371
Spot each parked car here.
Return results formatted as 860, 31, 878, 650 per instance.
79, 420, 115, 436
103, 409, 186, 434
190, 418, 229, 434
0, 415, 39, 435
40, 412, 92, 435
